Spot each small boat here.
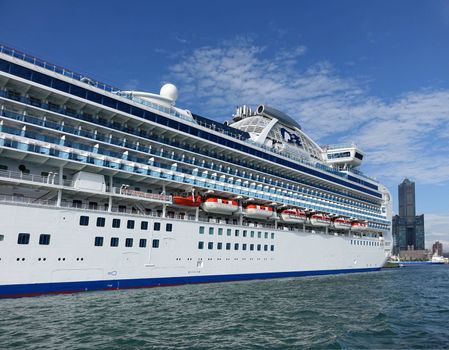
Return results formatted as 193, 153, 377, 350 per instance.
173, 195, 202, 207
280, 208, 307, 223
351, 221, 368, 231
201, 197, 239, 214
333, 217, 352, 230
309, 213, 331, 227
244, 204, 274, 219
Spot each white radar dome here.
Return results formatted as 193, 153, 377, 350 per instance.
160, 83, 178, 102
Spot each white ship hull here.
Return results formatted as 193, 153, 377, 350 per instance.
0, 203, 389, 297
0, 45, 393, 298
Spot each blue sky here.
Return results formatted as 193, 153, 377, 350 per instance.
2, 0, 449, 249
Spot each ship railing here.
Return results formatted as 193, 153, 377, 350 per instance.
107, 187, 172, 202
0, 169, 74, 187
321, 143, 359, 151
0, 44, 119, 93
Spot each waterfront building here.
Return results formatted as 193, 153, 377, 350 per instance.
432, 241, 443, 256
392, 179, 425, 254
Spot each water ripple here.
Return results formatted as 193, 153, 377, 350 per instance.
1, 266, 449, 349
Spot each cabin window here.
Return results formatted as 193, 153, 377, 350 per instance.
127, 220, 135, 229
110, 237, 119, 247
94, 237, 104, 247
199, 226, 205, 234
0, 234, 4, 241
217, 242, 223, 250
198, 241, 204, 249
257, 244, 261, 251
243, 230, 247, 237
226, 243, 231, 250
271, 233, 275, 239
125, 238, 133, 247
209, 227, 214, 235
227, 229, 231, 236
79, 216, 89, 226
152, 239, 160, 248
271, 245, 275, 251
242, 244, 247, 251
166, 223, 173, 232
250, 244, 254, 251
39, 234, 51, 245
218, 228, 223, 235
141, 221, 148, 230
251, 231, 255, 238
17, 233, 30, 245
208, 242, 214, 250
139, 239, 147, 248
112, 219, 121, 228
234, 243, 239, 250
235, 230, 239, 237
258, 231, 262, 238
96, 217, 105, 227
264, 245, 268, 251
154, 222, 161, 231
264, 232, 268, 239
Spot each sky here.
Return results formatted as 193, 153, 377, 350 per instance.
1, 0, 449, 250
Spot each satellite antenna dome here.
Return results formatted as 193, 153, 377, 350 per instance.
160, 83, 178, 102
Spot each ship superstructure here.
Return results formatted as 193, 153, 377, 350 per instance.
0, 45, 392, 298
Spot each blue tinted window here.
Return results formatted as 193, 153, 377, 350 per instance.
112, 218, 120, 228
152, 239, 160, 248
141, 221, 148, 230
139, 239, 147, 248
70, 84, 86, 98
79, 216, 89, 226
39, 234, 51, 245
51, 78, 70, 92
125, 238, 133, 247
17, 233, 30, 245
127, 220, 135, 229
96, 217, 105, 227
94, 236, 104, 247
154, 222, 161, 231
110, 237, 119, 247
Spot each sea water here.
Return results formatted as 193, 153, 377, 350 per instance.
1, 265, 448, 349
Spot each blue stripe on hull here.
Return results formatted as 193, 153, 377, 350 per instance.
0, 267, 380, 299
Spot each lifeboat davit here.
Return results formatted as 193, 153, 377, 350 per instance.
280, 208, 307, 223
333, 217, 352, 230
351, 221, 368, 231
309, 213, 331, 227
201, 198, 239, 214
243, 204, 274, 219
172, 195, 202, 207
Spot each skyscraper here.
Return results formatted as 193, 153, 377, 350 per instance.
392, 178, 425, 254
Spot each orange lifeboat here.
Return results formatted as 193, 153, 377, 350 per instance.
172, 195, 202, 207
351, 221, 368, 231
243, 204, 274, 219
280, 208, 307, 223
201, 197, 239, 214
333, 217, 352, 230
309, 213, 331, 227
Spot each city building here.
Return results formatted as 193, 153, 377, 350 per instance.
432, 241, 443, 256
392, 178, 425, 254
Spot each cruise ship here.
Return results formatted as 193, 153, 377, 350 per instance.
0, 45, 392, 298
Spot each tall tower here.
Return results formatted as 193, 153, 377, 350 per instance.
393, 178, 425, 253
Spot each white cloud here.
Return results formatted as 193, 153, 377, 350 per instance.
167, 39, 449, 186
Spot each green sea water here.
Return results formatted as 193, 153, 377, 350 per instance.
1, 265, 448, 349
